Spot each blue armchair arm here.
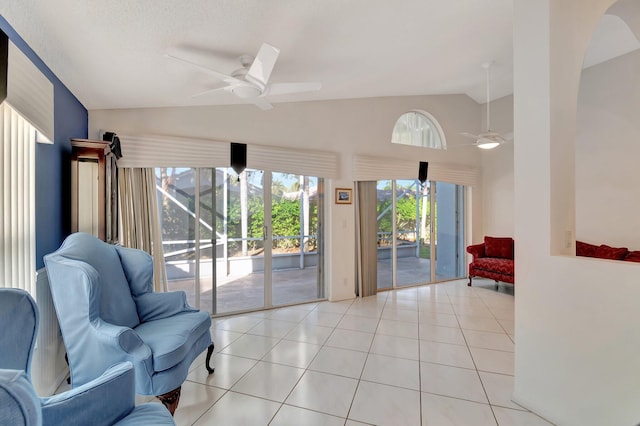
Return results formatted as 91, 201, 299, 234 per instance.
135, 291, 196, 322
41, 362, 136, 426
95, 321, 153, 361
1, 365, 174, 426
0, 369, 41, 425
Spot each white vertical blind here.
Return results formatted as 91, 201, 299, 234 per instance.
6, 42, 54, 143
0, 103, 36, 294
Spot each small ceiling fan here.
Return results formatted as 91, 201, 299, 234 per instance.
166, 43, 321, 110
461, 62, 512, 149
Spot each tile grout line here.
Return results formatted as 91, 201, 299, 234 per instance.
417, 290, 425, 426
233, 307, 314, 425
470, 286, 503, 425
268, 298, 357, 425
205, 311, 304, 426
344, 291, 388, 424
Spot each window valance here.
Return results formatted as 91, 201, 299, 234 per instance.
117, 134, 339, 179
1, 37, 54, 143
352, 155, 478, 186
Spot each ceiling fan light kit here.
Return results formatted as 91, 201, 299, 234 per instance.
231, 85, 262, 99
477, 141, 500, 150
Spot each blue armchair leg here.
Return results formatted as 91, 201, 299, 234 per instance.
157, 386, 181, 416
205, 343, 215, 374
65, 353, 71, 384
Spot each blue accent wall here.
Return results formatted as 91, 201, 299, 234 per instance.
0, 16, 88, 269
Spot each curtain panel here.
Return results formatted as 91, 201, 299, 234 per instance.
355, 181, 378, 297
118, 168, 168, 292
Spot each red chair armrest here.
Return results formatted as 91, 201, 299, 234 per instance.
466, 243, 485, 260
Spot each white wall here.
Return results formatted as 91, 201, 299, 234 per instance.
481, 95, 514, 238
576, 49, 640, 249
90, 94, 483, 301
482, 48, 640, 248
513, 1, 640, 425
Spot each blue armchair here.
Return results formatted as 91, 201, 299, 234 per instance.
43, 233, 214, 415
0, 288, 174, 425
0, 288, 39, 375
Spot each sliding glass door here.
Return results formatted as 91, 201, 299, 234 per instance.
157, 167, 324, 315
395, 179, 431, 287
271, 173, 324, 305
376, 180, 393, 290
434, 182, 465, 281
214, 168, 267, 314
375, 178, 465, 289
157, 168, 210, 308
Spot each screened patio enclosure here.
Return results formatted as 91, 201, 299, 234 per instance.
156, 167, 324, 315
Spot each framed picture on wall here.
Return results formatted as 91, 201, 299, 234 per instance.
335, 188, 352, 204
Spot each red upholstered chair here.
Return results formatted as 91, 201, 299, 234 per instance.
467, 236, 515, 286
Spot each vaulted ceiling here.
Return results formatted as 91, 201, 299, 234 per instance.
0, 0, 636, 111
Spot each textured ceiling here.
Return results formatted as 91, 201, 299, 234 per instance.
0, 0, 637, 110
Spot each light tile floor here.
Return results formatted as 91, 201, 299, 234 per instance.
167, 279, 554, 425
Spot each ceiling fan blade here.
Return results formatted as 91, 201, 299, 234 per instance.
165, 53, 242, 85
266, 82, 322, 96
249, 96, 273, 111
190, 82, 229, 98
478, 136, 498, 144
246, 43, 280, 87
460, 132, 481, 139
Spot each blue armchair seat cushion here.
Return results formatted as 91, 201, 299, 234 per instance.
134, 310, 211, 372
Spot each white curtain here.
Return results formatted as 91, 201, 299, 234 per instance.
118, 168, 168, 292
355, 181, 378, 297
0, 103, 36, 293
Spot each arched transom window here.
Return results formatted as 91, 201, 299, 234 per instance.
391, 111, 446, 149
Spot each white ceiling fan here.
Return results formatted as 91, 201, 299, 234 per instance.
461, 62, 512, 149
166, 43, 321, 110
